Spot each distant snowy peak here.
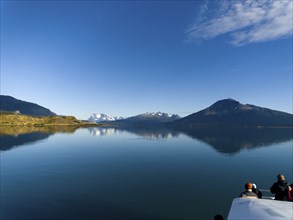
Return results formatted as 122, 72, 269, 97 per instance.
143, 112, 180, 119
127, 112, 181, 122
88, 112, 180, 124
88, 113, 123, 123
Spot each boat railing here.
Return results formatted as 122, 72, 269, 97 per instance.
259, 189, 274, 200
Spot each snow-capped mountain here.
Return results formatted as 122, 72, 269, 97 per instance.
127, 112, 181, 122
103, 111, 181, 127
88, 113, 123, 123
123, 112, 180, 123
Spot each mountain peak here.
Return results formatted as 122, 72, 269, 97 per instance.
143, 112, 180, 118
0, 95, 56, 116
204, 99, 240, 115
214, 98, 239, 104
88, 113, 123, 123
210, 98, 240, 108
172, 99, 293, 127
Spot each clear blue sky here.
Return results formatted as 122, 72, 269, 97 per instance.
1, 0, 292, 120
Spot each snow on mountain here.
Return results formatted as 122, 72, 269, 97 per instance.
143, 112, 180, 119
88, 112, 180, 124
126, 112, 181, 122
88, 113, 123, 123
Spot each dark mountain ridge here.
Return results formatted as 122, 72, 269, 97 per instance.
0, 95, 56, 116
172, 99, 292, 127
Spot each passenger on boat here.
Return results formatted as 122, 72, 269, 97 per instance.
252, 183, 262, 198
287, 184, 293, 201
240, 182, 258, 198
270, 174, 288, 201
214, 214, 224, 220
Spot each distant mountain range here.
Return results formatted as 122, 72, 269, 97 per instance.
104, 112, 181, 127
0, 95, 56, 116
1, 95, 292, 127
88, 113, 124, 123
82, 126, 292, 155
171, 99, 292, 127
125, 112, 181, 122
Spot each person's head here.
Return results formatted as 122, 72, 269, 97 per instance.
245, 182, 253, 190
214, 214, 224, 220
277, 174, 285, 181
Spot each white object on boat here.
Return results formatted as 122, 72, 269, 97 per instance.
227, 198, 293, 220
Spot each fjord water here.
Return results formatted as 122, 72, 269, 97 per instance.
1, 127, 292, 220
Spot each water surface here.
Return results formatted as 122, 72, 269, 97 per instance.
1, 126, 292, 220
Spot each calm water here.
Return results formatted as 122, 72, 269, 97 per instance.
1, 126, 292, 220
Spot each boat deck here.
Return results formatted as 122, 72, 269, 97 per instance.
228, 198, 293, 220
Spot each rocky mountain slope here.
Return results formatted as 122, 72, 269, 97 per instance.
0, 95, 56, 116
171, 99, 292, 127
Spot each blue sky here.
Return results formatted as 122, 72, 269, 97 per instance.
1, 0, 292, 120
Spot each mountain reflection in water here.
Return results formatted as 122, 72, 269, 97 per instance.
0, 126, 81, 151
88, 127, 180, 139
88, 126, 292, 155
88, 127, 119, 136
0, 132, 51, 151
178, 126, 293, 155
0, 126, 292, 155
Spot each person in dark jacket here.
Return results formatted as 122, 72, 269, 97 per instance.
240, 182, 258, 198
270, 174, 288, 201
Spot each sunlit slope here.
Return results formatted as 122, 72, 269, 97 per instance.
0, 113, 95, 126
